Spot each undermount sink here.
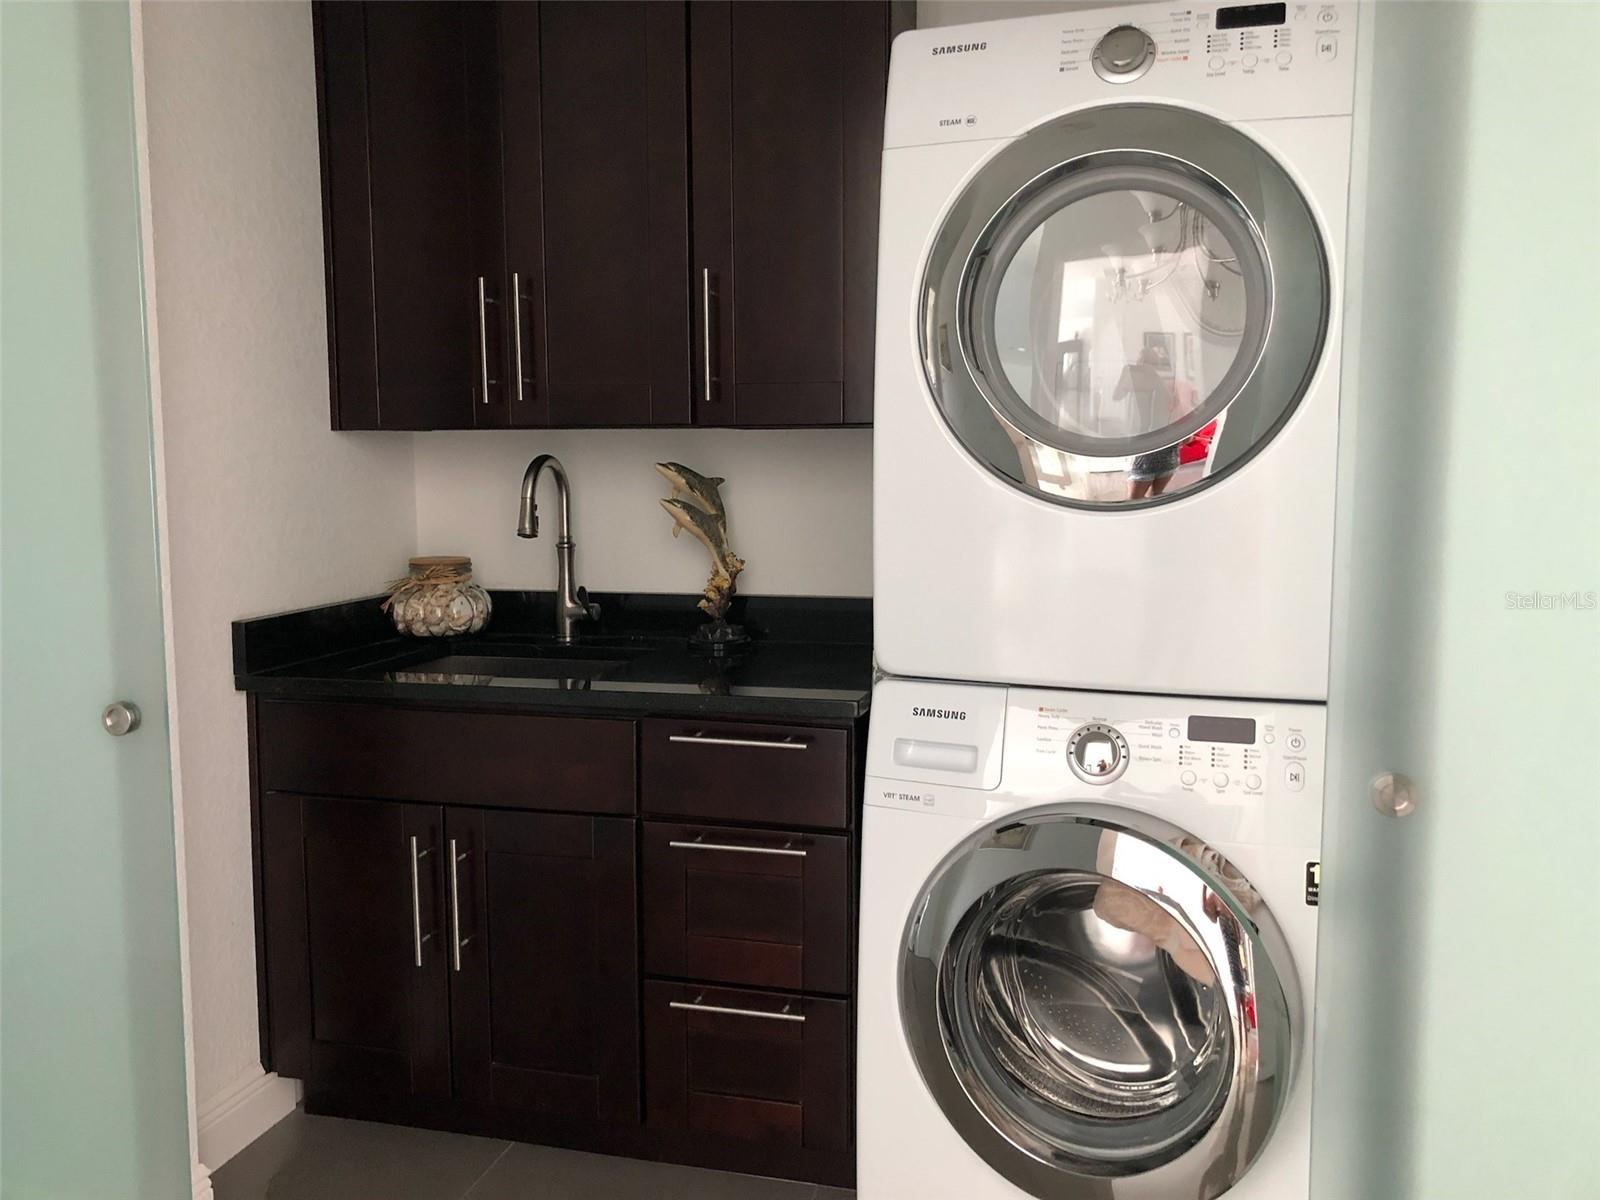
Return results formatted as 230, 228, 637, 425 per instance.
403, 653, 627, 681
381, 640, 653, 682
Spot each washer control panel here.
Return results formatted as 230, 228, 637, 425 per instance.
1033, 701, 1318, 799
864, 680, 1324, 847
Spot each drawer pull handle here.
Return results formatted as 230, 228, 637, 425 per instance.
668, 733, 808, 751
668, 838, 807, 859
669, 998, 805, 1024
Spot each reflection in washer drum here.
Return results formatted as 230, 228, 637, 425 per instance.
899, 807, 1301, 1199
940, 870, 1234, 1173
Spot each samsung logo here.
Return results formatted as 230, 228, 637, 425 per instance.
931, 41, 987, 55
912, 706, 967, 720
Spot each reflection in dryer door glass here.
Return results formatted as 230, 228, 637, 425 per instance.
992, 187, 1253, 500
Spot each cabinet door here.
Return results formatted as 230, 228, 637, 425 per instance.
500, 1, 690, 427
448, 808, 640, 1127
315, 1, 506, 429
260, 793, 450, 1099
690, 1, 904, 426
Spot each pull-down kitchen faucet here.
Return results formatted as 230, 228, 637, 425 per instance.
517, 455, 600, 644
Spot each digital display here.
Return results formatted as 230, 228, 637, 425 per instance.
1187, 716, 1257, 744
1216, 3, 1288, 30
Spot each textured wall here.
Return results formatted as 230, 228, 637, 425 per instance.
140, 0, 417, 1117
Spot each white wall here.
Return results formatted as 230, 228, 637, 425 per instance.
139, 0, 416, 1155
412, 430, 871, 596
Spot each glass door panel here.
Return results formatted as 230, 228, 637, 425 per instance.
1, 3, 191, 1197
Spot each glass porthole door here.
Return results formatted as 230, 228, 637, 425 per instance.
922, 104, 1329, 507
900, 807, 1299, 1200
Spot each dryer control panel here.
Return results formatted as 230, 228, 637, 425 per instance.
884, 0, 1359, 147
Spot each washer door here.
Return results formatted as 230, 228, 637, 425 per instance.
921, 104, 1328, 507
900, 805, 1300, 1199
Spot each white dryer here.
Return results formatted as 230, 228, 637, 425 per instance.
858, 678, 1324, 1199
874, 2, 1359, 700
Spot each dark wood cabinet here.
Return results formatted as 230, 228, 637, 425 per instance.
260, 793, 450, 1099
251, 697, 863, 1185
500, 2, 691, 427
643, 821, 851, 995
645, 982, 851, 1161
448, 808, 639, 1123
690, 1, 907, 426
315, 1, 507, 430
315, 0, 908, 430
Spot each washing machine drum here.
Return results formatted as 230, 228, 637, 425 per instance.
921, 104, 1329, 508
900, 806, 1300, 1199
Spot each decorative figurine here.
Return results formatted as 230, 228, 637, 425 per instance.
655, 462, 749, 654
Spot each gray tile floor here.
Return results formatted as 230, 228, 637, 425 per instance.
212, 1110, 855, 1200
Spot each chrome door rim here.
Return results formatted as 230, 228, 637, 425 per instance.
919, 103, 1330, 509
899, 803, 1301, 1199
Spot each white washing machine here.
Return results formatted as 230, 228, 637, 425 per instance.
858, 677, 1323, 1199
874, 2, 1359, 701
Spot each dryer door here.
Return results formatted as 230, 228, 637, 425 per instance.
900, 805, 1300, 1200
921, 104, 1328, 507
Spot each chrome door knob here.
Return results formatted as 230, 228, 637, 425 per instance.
102, 701, 142, 737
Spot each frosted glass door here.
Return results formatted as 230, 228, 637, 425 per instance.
1, 3, 191, 1197
1314, 4, 1600, 1199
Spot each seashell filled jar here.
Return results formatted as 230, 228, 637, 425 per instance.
384, 556, 491, 637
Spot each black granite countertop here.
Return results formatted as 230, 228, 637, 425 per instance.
233, 591, 874, 722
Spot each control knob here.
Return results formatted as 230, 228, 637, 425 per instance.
1067, 722, 1130, 784
1092, 25, 1157, 84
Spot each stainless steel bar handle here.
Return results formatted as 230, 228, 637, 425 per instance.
409, 835, 432, 968
510, 271, 526, 408
448, 838, 470, 972
668, 839, 807, 859
476, 276, 497, 405
670, 999, 805, 1024
700, 267, 718, 405
667, 733, 807, 752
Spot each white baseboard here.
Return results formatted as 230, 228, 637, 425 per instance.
192, 1161, 214, 1200
196, 1068, 301, 1170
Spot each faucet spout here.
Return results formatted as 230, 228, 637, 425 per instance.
517, 453, 568, 540
515, 454, 598, 643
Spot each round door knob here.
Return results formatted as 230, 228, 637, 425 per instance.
102, 701, 142, 737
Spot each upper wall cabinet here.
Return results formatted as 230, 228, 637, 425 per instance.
315, 2, 507, 430
314, 0, 910, 431
690, 1, 900, 427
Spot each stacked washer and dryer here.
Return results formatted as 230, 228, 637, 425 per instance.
860, 4, 1357, 1198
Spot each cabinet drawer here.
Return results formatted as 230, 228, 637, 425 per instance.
257, 700, 635, 813
640, 719, 848, 828
643, 822, 849, 994
645, 982, 849, 1154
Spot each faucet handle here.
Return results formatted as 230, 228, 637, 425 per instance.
577, 587, 601, 624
